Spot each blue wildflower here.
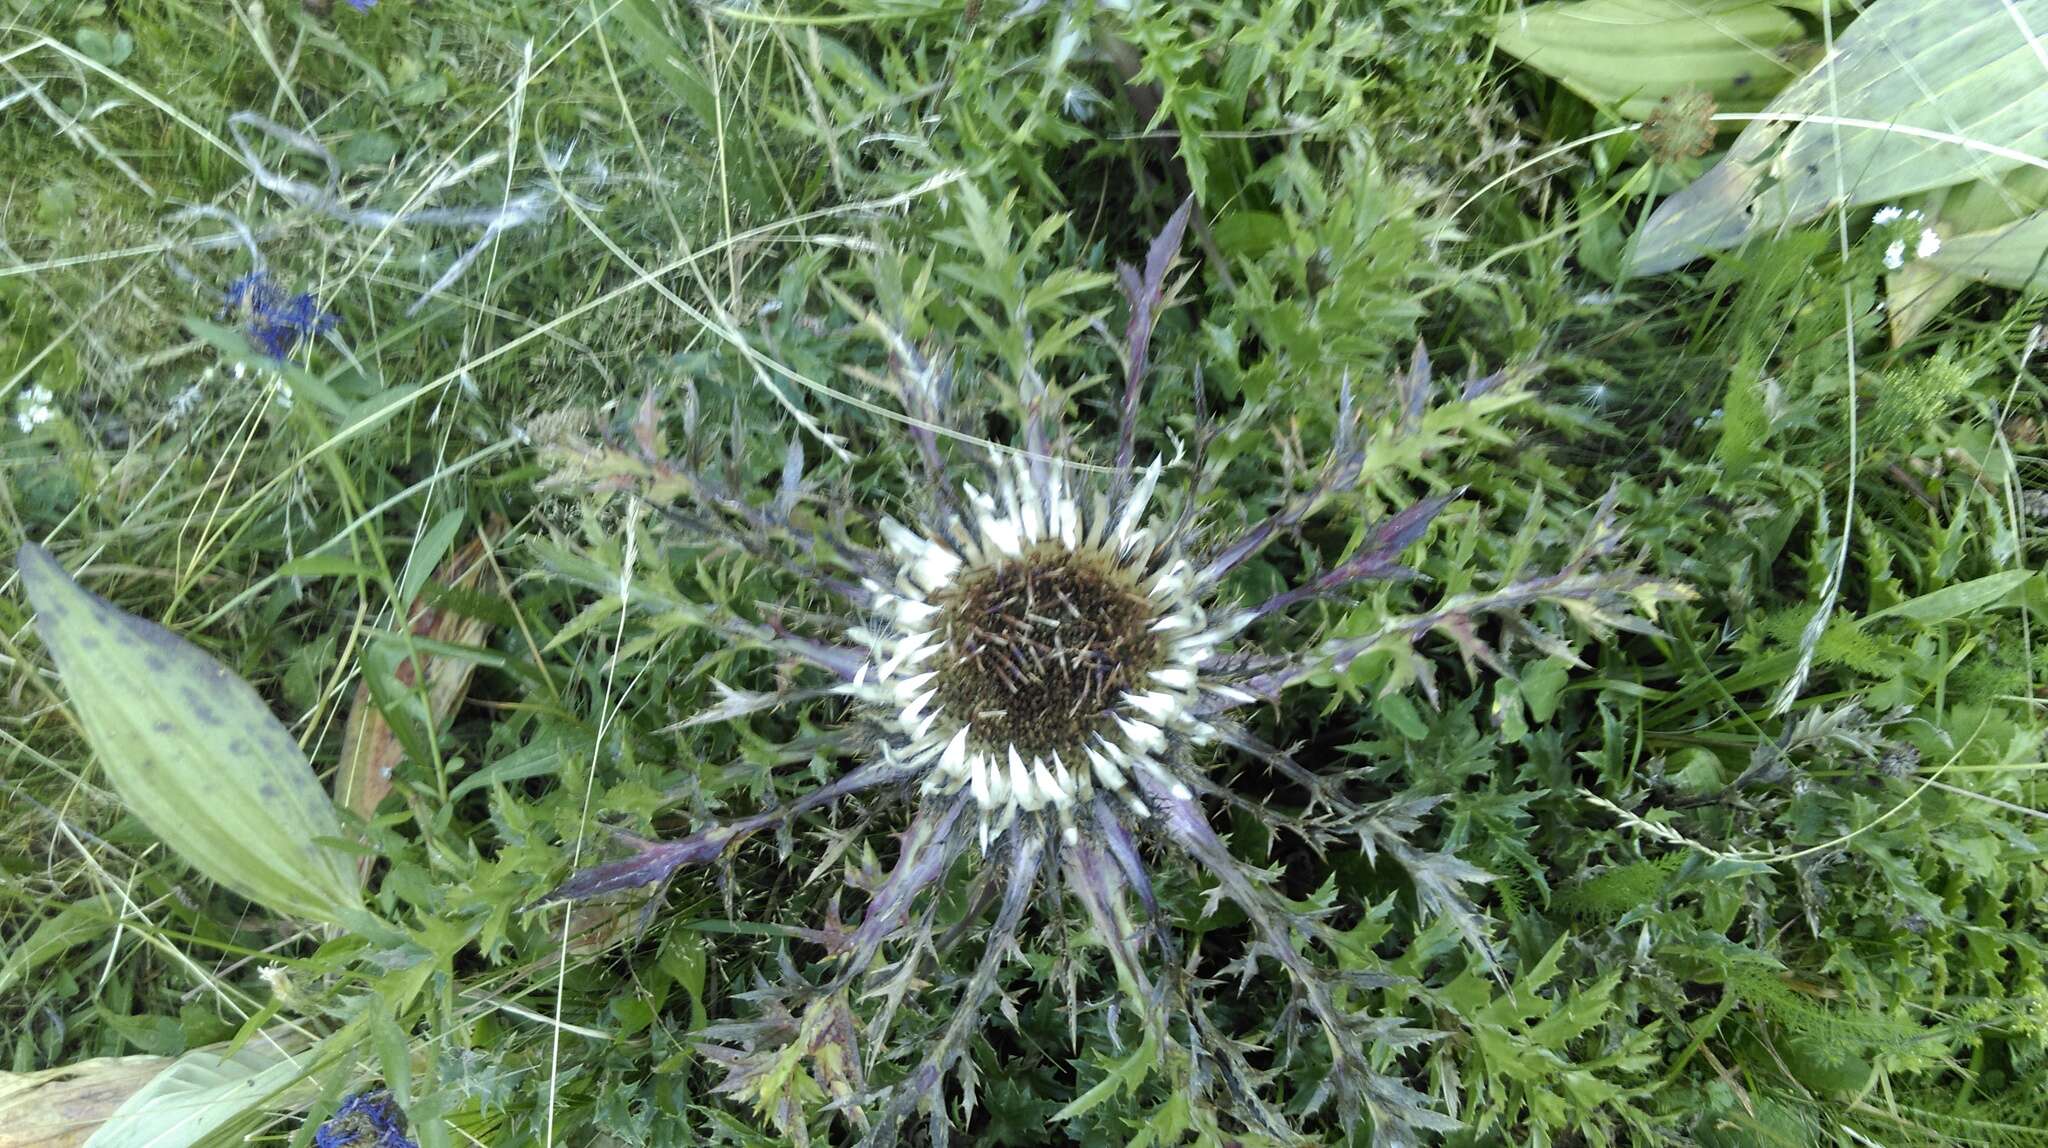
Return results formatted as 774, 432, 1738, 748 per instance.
313, 1089, 415, 1148
345, 0, 377, 9
221, 271, 336, 360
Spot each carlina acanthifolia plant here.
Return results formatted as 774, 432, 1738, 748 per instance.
538, 209, 1689, 1146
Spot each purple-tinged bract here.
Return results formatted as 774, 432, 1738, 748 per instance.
539, 208, 1687, 1147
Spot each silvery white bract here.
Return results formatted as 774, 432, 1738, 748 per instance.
539, 207, 1687, 1146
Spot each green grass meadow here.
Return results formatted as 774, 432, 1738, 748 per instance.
2, 0, 2045, 1145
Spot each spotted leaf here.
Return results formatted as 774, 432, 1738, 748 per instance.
18, 544, 364, 925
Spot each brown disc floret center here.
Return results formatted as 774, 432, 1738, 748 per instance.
931, 547, 1162, 758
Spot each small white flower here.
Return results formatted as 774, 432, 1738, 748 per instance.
257, 964, 293, 1001
1883, 239, 1907, 270
1916, 228, 1941, 259
14, 385, 56, 433
1871, 205, 1903, 226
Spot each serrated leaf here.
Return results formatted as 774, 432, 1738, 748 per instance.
1051, 1032, 1158, 1122
18, 545, 364, 925
1630, 0, 2048, 273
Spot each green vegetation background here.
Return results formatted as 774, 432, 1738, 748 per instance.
1, 0, 2043, 1145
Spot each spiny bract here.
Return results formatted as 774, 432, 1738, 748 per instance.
540, 221, 1685, 1148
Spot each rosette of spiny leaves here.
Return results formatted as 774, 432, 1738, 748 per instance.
534, 212, 1688, 1146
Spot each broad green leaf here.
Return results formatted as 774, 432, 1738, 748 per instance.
609, 0, 716, 131
1494, 0, 1805, 121
447, 732, 574, 801
18, 545, 364, 925
179, 318, 348, 415
1630, 0, 2048, 273
1863, 570, 2035, 623
1919, 208, 2048, 294
81, 1034, 312, 1148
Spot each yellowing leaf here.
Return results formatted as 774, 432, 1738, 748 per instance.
336, 525, 502, 827
0, 1055, 169, 1148
18, 545, 364, 926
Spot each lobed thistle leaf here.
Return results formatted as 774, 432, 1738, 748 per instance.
1138, 775, 1461, 1143
535, 344, 1689, 1145
869, 831, 1045, 1148
543, 757, 921, 902
698, 987, 868, 1147
1244, 490, 1461, 623
1115, 196, 1195, 480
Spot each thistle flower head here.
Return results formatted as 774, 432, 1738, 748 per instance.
859, 452, 1228, 840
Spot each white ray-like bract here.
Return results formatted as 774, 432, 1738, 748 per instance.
853, 454, 1230, 842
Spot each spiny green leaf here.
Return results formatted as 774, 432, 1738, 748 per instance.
1051, 1031, 1159, 1122
18, 544, 365, 926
